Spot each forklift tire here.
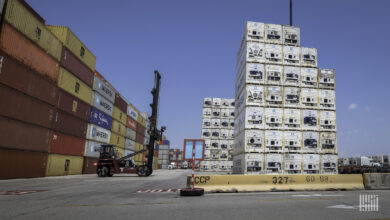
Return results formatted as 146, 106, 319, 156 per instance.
180, 188, 204, 196
137, 166, 148, 177
101, 166, 109, 177
98, 169, 103, 177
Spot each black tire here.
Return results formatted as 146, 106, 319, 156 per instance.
101, 166, 109, 177
180, 188, 204, 196
137, 166, 148, 177
97, 168, 103, 177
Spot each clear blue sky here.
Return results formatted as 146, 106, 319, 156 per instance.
28, 0, 390, 157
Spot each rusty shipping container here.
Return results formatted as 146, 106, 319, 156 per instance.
114, 93, 127, 113
126, 116, 137, 131
136, 132, 145, 145
52, 110, 87, 139
0, 23, 59, 82
136, 123, 145, 136
0, 84, 55, 128
56, 89, 89, 121
0, 50, 57, 105
82, 157, 98, 174
61, 47, 94, 87
49, 131, 85, 156
0, 148, 48, 179
0, 116, 50, 152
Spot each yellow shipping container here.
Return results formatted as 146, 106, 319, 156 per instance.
46, 154, 83, 176
110, 132, 125, 148
112, 107, 126, 126
111, 119, 126, 137
135, 142, 144, 151
116, 147, 124, 158
58, 67, 92, 104
137, 112, 146, 127
46, 25, 96, 71
4, 0, 62, 61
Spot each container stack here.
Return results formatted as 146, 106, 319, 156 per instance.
157, 140, 170, 169
233, 21, 337, 174
169, 149, 184, 167
200, 98, 235, 172
0, 0, 158, 179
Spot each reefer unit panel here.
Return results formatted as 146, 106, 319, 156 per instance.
283, 66, 300, 86
302, 154, 320, 174
301, 67, 318, 88
58, 67, 92, 105
284, 154, 302, 174
235, 107, 264, 133
283, 46, 300, 65
321, 154, 338, 174
283, 131, 302, 153
302, 131, 319, 153
265, 154, 283, 174
233, 153, 264, 174
203, 97, 212, 107
265, 65, 283, 85
4, 0, 62, 61
265, 23, 282, 44
319, 69, 335, 89
212, 98, 222, 107
282, 25, 300, 46
284, 87, 300, 108
319, 111, 336, 131
246, 21, 265, 41
320, 132, 337, 154
319, 89, 336, 110
265, 108, 283, 129
92, 76, 115, 103
234, 129, 264, 155
46, 25, 96, 71
0, 23, 59, 82
302, 110, 319, 130
237, 41, 265, 64
265, 44, 282, 64
264, 130, 283, 153
283, 109, 301, 130
235, 63, 264, 97
301, 47, 317, 67
301, 88, 318, 108
265, 86, 283, 106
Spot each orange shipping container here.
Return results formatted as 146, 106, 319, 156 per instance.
0, 23, 59, 82
126, 116, 137, 131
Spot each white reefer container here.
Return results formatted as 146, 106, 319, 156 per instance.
265, 44, 282, 64
204, 139, 211, 149
203, 97, 212, 107
219, 161, 230, 171
319, 111, 336, 131
265, 154, 283, 174
210, 139, 219, 149
202, 108, 212, 117
204, 149, 211, 160
211, 129, 220, 138
318, 69, 335, 89
283, 131, 302, 153
301, 88, 318, 108
302, 154, 320, 174
233, 153, 264, 174
210, 160, 219, 170
244, 85, 264, 108
237, 41, 265, 64
321, 154, 338, 174
220, 129, 229, 139
283, 46, 300, 65
212, 108, 220, 117
220, 150, 229, 160
284, 109, 301, 130
301, 47, 317, 67
229, 140, 235, 150
265, 130, 283, 153
229, 119, 235, 129
212, 98, 221, 107
210, 149, 220, 160
235, 107, 264, 131
320, 132, 337, 154
201, 128, 211, 138
221, 108, 230, 118
319, 89, 336, 110
302, 110, 319, 130
284, 87, 300, 108
86, 123, 111, 144
283, 66, 300, 86
282, 25, 300, 46
265, 86, 283, 106
246, 21, 265, 41
202, 118, 211, 128
229, 108, 235, 118
221, 98, 231, 107
227, 161, 234, 170
228, 129, 235, 139
265, 64, 283, 85
302, 131, 319, 153
211, 118, 220, 128
265, 23, 282, 44
234, 129, 264, 155
220, 140, 229, 150
301, 67, 318, 87
221, 118, 229, 128
200, 161, 210, 171
235, 63, 265, 96
284, 154, 302, 174
265, 108, 283, 129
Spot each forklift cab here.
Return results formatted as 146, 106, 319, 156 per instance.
99, 145, 117, 159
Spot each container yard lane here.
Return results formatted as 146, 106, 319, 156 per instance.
0, 170, 389, 220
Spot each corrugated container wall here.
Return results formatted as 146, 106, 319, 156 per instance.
82, 157, 98, 174
49, 132, 85, 156
56, 89, 89, 121
110, 132, 125, 148
112, 106, 127, 126
88, 107, 112, 130
46, 154, 83, 176
0, 84, 55, 128
57, 67, 92, 104
46, 25, 96, 71
90, 92, 114, 116
0, 51, 57, 106
61, 47, 93, 87
0, 148, 47, 179
114, 94, 127, 113
0, 23, 59, 82
3, 0, 62, 61
111, 119, 126, 137
86, 123, 111, 144
93, 76, 115, 103
52, 111, 87, 139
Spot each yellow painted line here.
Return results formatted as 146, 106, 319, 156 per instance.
64, 202, 176, 208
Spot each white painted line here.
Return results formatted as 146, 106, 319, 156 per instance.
326, 205, 358, 209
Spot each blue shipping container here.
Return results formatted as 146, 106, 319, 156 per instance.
88, 107, 112, 130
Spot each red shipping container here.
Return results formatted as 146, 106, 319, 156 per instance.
0, 84, 55, 128
0, 23, 59, 82
126, 116, 137, 131
0, 116, 50, 152
114, 93, 127, 113
136, 132, 145, 144
49, 132, 85, 156
82, 157, 98, 174
136, 123, 145, 136
56, 89, 90, 121
0, 148, 48, 179
0, 50, 57, 106
61, 47, 93, 87
52, 110, 88, 139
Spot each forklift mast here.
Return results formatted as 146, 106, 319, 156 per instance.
146, 70, 162, 176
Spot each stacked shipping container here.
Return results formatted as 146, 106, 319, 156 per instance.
0, 0, 155, 179
200, 98, 235, 171
157, 140, 170, 169
233, 21, 337, 175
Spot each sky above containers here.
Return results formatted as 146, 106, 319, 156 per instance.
27, 0, 390, 157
